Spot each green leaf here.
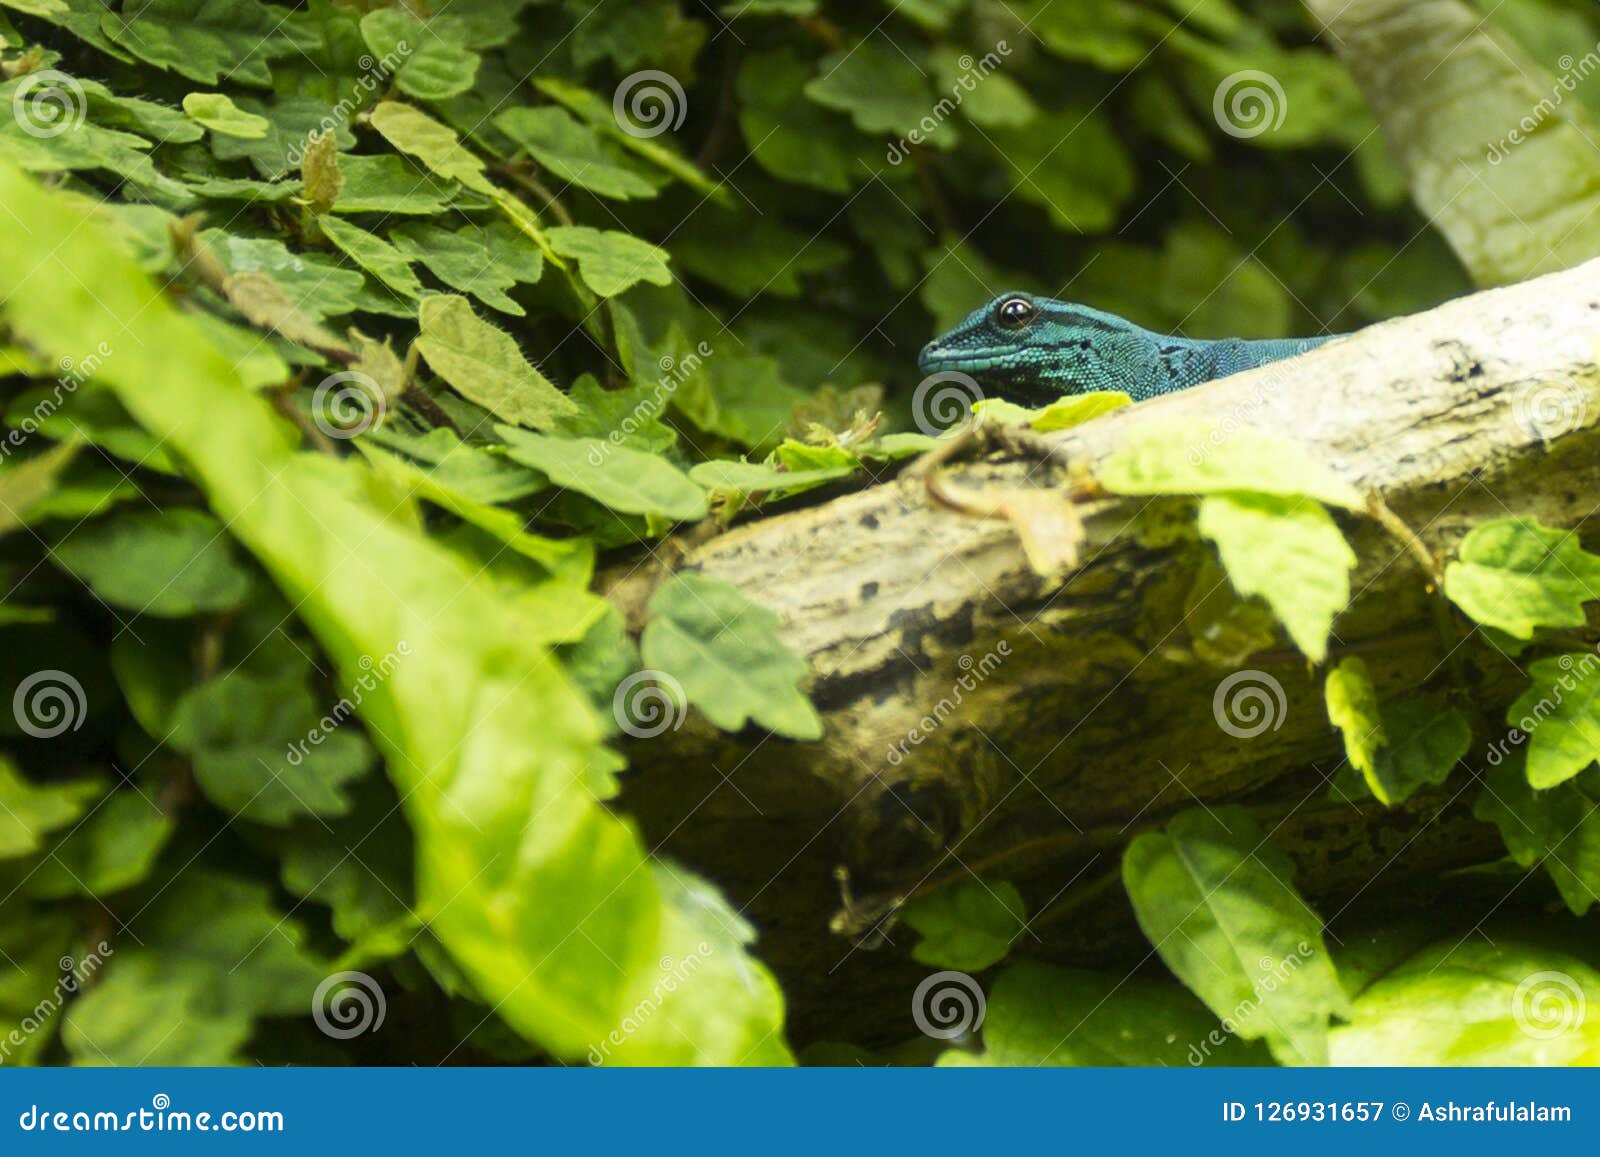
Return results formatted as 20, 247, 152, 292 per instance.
53, 508, 256, 618
805, 42, 955, 144
391, 221, 543, 315
205, 230, 364, 320
360, 9, 480, 101
985, 108, 1136, 233
738, 47, 871, 193
1445, 517, 1600, 638
1122, 806, 1350, 1065
1198, 493, 1355, 663
1100, 423, 1363, 509
1476, 759, 1600, 916
318, 216, 423, 299
943, 961, 1268, 1066
1508, 654, 1600, 789
169, 670, 378, 826
496, 427, 708, 523
332, 153, 463, 215
0, 759, 101, 858
902, 877, 1026, 971
64, 871, 328, 1065
24, 790, 174, 899
547, 226, 673, 297
688, 458, 854, 501
415, 295, 576, 429
367, 101, 496, 196
181, 92, 270, 139
1325, 657, 1469, 804
3, 113, 791, 1070
496, 106, 662, 200
101, 0, 295, 87
641, 572, 822, 740
1011, 0, 1154, 70
1329, 937, 1600, 1064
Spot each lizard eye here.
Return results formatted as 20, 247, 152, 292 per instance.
994, 296, 1037, 330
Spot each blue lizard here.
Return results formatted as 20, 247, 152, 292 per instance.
918, 292, 1340, 405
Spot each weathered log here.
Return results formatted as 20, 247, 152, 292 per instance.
609, 258, 1600, 1046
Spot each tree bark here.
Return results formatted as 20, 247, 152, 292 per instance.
608, 257, 1600, 1046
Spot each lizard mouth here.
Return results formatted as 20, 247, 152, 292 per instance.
916, 345, 1012, 376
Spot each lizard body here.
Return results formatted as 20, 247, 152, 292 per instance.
919, 292, 1340, 404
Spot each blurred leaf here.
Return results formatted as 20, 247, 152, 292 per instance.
641, 572, 822, 740
1444, 517, 1600, 638
1123, 807, 1350, 1065
1309, 0, 1600, 285
943, 961, 1269, 1066
53, 508, 256, 618
1476, 759, 1600, 916
1508, 655, 1600, 789
902, 877, 1026, 971
1329, 937, 1600, 1064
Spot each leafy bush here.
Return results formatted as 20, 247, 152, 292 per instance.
0, 0, 1597, 1066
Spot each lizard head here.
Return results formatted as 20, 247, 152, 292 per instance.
917, 292, 1159, 405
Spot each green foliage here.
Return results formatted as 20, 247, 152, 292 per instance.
902, 877, 1026, 971
1444, 517, 1600, 639
0, 0, 1597, 1071
1123, 807, 1350, 1065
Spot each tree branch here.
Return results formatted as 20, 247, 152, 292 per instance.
611, 257, 1600, 1044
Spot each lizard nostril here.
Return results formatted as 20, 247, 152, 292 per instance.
920, 340, 940, 361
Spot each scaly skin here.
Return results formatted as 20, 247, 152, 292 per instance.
918, 292, 1341, 404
